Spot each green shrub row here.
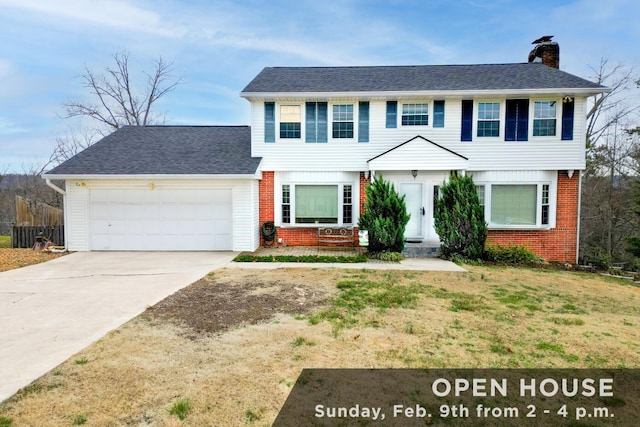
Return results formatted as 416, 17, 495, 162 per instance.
234, 254, 368, 263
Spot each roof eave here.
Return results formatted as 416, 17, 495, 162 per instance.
240, 87, 608, 101
41, 173, 262, 180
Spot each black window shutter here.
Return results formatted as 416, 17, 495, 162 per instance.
317, 102, 328, 142
305, 102, 316, 143
264, 102, 275, 142
358, 101, 369, 142
461, 100, 473, 141
517, 100, 529, 141
505, 99, 529, 141
433, 100, 445, 128
386, 101, 397, 128
561, 100, 574, 140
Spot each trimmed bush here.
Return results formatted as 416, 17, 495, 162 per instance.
433, 174, 487, 260
484, 244, 543, 264
358, 177, 410, 253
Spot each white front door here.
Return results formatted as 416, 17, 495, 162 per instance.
399, 182, 423, 240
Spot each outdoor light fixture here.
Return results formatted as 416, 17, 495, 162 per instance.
149, 182, 155, 191
411, 170, 418, 178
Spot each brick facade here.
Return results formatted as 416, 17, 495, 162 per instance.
486, 171, 579, 263
258, 171, 368, 247
259, 170, 580, 262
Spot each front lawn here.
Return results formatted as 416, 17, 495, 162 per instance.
1, 266, 639, 425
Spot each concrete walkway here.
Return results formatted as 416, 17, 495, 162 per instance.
0, 251, 237, 402
0, 249, 462, 402
228, 257, 465, 271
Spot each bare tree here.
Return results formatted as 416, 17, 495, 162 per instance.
63, 51, 180, 130
50, 51, 181, 167
586, 58, 639, 148
581, 58, 640, 265
49, 127, 101, 166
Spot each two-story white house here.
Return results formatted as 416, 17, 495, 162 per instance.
44, 40, 606, 262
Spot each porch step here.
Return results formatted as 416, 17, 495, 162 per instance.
402, 244, 441, 258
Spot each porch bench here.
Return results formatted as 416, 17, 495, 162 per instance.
317, 227, 354, 245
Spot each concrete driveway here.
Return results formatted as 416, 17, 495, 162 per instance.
0, 251, 236, 402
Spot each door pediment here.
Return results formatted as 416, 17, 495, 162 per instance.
368, 135, 468, 171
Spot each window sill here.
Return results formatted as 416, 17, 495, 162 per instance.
488, 225, 552, 231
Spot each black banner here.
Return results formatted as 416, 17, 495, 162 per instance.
273, 369, 640, 426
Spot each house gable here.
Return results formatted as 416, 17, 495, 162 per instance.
368, 135, 468, 171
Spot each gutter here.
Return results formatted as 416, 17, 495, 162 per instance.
45, 179, 68, 253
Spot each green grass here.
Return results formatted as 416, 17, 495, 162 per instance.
0, 236, 10, 249
547, 316, 585, 326
309, 276, 420, 331
291, 336, 314, 347
0, 416, 13, 427
71, 414, 87, 425
245, 409, 262, 423
169, 398, 192, 420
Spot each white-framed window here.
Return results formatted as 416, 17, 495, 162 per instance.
402, 103, 429, 126
533, 100, 557, 136
280, 183, 354, 225
279, 105, 301, 139
476, 182, 553, 228
332, 104, 354, 138
477, 102, 500, 137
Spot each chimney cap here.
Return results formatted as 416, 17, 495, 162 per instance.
532, 35, 554, 44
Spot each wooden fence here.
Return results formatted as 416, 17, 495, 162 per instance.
11, 225, 65, 249
15, 195, 64, 226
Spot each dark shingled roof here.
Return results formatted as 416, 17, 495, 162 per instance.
45, 126, 261, 176
241, 63, 605, 93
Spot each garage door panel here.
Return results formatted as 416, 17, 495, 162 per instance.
89, 188, 232, 251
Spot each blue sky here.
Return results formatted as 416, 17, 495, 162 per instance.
1, 0, 639, 172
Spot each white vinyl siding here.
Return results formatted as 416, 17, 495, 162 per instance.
250, 98, 586, 172
64, 179, 259, 252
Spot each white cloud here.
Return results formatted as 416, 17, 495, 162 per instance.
0, 116, 27, 135
0, 0, 183, 37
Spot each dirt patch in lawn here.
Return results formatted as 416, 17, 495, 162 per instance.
0, 248, 66, 272
146, 268, 341, 336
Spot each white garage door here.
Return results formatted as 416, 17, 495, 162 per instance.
89, 188, 232, 251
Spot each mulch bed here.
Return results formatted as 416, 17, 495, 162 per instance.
0, 248, 66, 272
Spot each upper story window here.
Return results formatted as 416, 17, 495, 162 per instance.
280, 105, 301, 139
332, 104, 354, 138
402, 103, 429, 126
477, 102, 500, 137
533, 101, 557, 136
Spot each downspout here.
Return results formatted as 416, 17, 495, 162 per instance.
575, 171, 583, 265
45, 178, 68, 253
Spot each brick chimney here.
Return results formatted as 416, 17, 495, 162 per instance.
528, 36, 559, 69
